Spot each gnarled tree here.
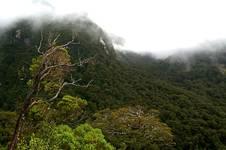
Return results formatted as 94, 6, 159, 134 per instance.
9, 31, 93, 150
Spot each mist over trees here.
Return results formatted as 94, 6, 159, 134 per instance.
0, 16, 226, 150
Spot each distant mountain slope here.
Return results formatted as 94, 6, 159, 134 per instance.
0, 17, 226, 149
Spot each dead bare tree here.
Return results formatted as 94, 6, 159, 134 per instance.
9, 32, 93, 150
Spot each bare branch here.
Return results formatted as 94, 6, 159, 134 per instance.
44, 64, 70, 74
61, 39, 75, 47
44, 41, 79, 58
57, 34, 80, 47
37, 31, 44, 54
27, 100, 41, 111
47, 78, 93, 102
47, 82, 65, 102
40, 54, 96, 76
40, 68, 51, 81
69, 79, 94, 88
47, 78, 79, 102
47, 32, 53, 46
43, 32, 80, 58
53, 33, 61, 43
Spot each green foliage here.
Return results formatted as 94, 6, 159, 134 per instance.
54, 95, 88, 123
1, 18, 226, 149
28, 47, 71, 96
74, 123, 115, 150
90, 106, 174, 149
26, 95, 87, 124
51, 125, 79, 149
0, 111, 17, 147
17, 124, 114, 150
27, 100, 49, 122
57, 95, 87, 111
29, 56, 43, 78
17, 134, 50, 150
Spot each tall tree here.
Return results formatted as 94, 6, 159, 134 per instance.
9, 31, 93, 150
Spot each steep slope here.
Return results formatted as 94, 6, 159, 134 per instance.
117, 51, 226, 149
1, 18, 226, 149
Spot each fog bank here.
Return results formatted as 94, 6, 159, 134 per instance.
1, 0, 226, 58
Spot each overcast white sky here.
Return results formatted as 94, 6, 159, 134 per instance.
1, 0, 226, 57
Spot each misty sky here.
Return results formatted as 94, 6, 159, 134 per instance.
1, 0, 226, 57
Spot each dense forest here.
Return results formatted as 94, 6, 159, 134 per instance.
1, 17, 226, 150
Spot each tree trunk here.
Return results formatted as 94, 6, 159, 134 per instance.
8, 112, 25, 150
8, 89, 36, 150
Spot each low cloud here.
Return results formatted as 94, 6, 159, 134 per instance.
1, 0, 226, 58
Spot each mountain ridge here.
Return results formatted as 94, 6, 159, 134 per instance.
1, 17, 226, 149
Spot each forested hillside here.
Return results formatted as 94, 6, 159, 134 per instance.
1, 17, 226, 150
